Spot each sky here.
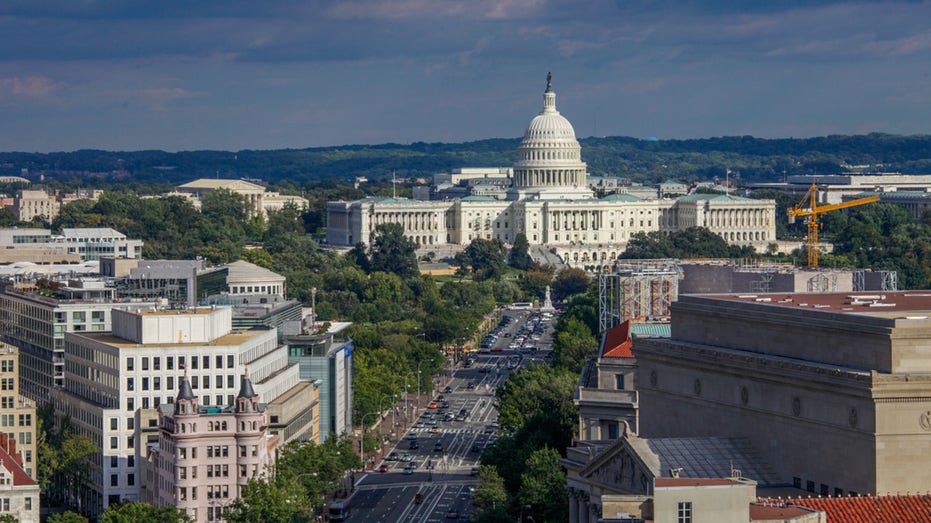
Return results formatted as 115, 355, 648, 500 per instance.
1, 0, 931, 152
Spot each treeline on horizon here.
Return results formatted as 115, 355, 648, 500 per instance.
3, 132, 931, 186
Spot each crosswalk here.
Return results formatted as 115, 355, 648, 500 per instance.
408, 427, 493, 436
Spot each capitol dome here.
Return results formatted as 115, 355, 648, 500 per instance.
508, 73, 591, 200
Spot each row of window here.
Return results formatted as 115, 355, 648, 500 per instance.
793, 476, 858, 498
127, 374, 237, 392
127, 354, 236, 372
0, 414, 31, 427
127, 394, 236, 412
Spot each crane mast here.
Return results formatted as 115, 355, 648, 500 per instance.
786, 183, 880, 268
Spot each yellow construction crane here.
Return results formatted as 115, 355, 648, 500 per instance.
787, 183, 880, 268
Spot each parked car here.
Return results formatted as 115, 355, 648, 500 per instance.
444, 386, 453, 393
387, 452, 399, 461
404, 466, 413, 475
379, 464, 389, 473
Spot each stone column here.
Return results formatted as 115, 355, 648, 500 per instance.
569, 490, 579, 523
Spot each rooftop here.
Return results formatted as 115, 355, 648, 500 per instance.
705, 291, 931, 317
749, 503, 818, 521
601, 321, 634, 359
655, 478, 745, 488
76, 327, 267, 349
761, 494, 931, 523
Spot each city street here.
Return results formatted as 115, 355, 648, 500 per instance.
346, 309, 555, 522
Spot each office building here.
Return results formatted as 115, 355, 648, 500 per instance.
53, 306, 312, 515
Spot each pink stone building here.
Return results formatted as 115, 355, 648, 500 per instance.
145, 370, 278, 522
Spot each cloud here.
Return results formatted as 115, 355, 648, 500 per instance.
0, 75, 57, 99
120, 87, 204, 109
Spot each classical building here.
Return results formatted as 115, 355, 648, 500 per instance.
562, 428, 782, 523
174, 179, 308, 219
52, 306, 315, 515
224, 260, 286, 298
326, 76, 775, 267
13, 190, 58, 223
145, 371, 278, 523
0, 345, 36, 481
635, 291, 931, 497
575, 321, 639, 440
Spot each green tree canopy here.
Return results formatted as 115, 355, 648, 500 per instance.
370, 223, 418, 277
518, 447, 569, 523
223, 476, 309, 523
99, 502, 192, 523
509, 233, 532, 270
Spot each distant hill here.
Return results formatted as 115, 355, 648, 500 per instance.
3, 133, 931, 185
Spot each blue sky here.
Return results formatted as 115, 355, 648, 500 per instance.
1, 0, 930, 152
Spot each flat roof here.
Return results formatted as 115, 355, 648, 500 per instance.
697, 291, 931, 317
76, 328, 265, 349
749, 504, 815, 520
132, 307, 220, 316
655, 478, 744, 487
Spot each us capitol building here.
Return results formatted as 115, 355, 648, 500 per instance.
327, 75, 776, 267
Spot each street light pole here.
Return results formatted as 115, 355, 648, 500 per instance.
358, 411, 380, 470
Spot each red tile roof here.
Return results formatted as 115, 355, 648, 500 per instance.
0, 434, 34, 487
759, 494, 931, 523
750, 503, 818, 520
601, 321, 634, 359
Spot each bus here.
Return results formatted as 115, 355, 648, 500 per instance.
509, 302, 533, 310
329, 499, 350, 521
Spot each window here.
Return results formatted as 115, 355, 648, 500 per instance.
126, 358, 134, 371
806, 480, 815, 493
110, 456, 118, 468
228, 355, 235, 368
142, 377, 149, 391
227, 375, 234, 388
110, 474, 118, 487
110, 418, 118, 430
141, 357, 149, 371
167, 356, 174, 370
168, 377, 174, 390
615, 374, 625, 390
127, 473, 135, 486
110, 437, 118, 449
677, 501, 692, 523
153, 357, 160, 371
24, 497, 31, 511
203, 355, 210, 369
127, 418, 134, 430
216, 355, 223, 368
127, 378, 134, 391
607, 423, 619, 440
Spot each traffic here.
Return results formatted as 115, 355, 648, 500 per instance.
343, 309, 557, 522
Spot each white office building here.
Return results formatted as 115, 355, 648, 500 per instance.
53, 306, 303, 516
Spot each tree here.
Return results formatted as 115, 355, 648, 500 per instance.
461, 238, 508, 281
509, 233, 532, 270
518, 447, 569, 523
551, 268, 591, 301
99, 502, 192, 523
472, 465, 510, 523
0, 515, 17, 523
518, 264, 554, 301
47, 512, 89, 523
551, 317, 599, 374
369, 223, 418, 277
223, 476, 310, 523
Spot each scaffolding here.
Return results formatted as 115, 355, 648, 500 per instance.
853, 271, 865, 292
807, 272, 838, 293
599, 260, 679, 332
881, 270, 898, 291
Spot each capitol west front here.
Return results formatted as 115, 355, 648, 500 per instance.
326, 76, 776, 267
